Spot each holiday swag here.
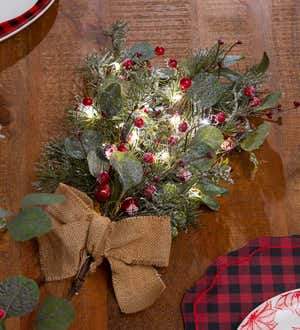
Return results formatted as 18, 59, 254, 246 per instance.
0, 21, 291, 329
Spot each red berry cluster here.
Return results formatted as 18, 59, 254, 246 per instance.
244, 86, 261, 107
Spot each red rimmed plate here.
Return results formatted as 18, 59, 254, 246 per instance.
238, 289, 300, 330
0, 0, 55, 42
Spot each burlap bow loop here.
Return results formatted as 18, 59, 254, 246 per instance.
38, 183, 172, 313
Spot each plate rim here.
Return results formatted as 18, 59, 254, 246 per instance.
0, 0, 55, 43
238, 288, 300, 329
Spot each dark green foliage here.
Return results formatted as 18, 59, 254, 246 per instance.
36, 296, 75, 330
35, 23, 279, 235
0, 275, 39, 318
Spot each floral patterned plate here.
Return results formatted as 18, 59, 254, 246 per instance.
238, 289, 300, 330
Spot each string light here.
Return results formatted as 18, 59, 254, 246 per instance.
157, 150, 170, 161
79, 104, 97, 118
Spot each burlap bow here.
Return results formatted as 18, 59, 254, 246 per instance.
38, 183, 171, 314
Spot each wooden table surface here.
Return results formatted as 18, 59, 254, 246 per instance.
0, 1, 299, 329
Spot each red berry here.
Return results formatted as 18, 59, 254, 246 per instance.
153, 176, 160, 183
236, 40, 242, 45
143, 108, 148, 113
294, 101, 300, 108
167, 135, 178, 146
266, 111, 273, 119
95, 184, 111, 203
118, 143, 129, 152
180, 77, 192, 90
207, 151, 214, 159
216, 112, 227, 123
0, 309, 6, 319
244, 86, 255, 97
178, 122, 188, 133
122, 197, 139, 215
134, 117, 144, 128
155, 46, 165, 56
218, 39, 224, 45
136, 52, 143, 59
251, 97, 261, 107
177, 160, 185, 168
143, 152, 154, 164
97, 171, 110, 184
168, 58, 178, 68
82, 97, 93, 106
144, 185, 157, 198
123, 58, 134, 69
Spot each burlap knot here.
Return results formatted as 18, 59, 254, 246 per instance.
38, 183, 172, 314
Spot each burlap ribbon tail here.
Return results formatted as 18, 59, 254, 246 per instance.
38, 183, 172, 314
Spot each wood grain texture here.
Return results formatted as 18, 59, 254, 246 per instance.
0, 0, 299, 329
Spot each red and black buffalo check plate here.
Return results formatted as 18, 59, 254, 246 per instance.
182, 236, 300, 330
0, 0, 55, 42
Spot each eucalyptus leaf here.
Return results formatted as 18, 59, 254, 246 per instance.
200, 194, 220, 211
87, 150, 103, 177
126, 42, 155, 62
220, 68, 242, 81
64, 130, 102, 159
188, 73, 226, 107
7, 207, 52, 242
21, 194, 65, 207
0, 219, 6, 230
191, 126, 224, 152
110, 151, 143, 192
199, 179, 229, 196
36, 296, 75, 330
100, 83, 122, 118
222, 55, 244, 67
0, 209, 11, 219
240, 123, 270, 152
184, 126, 223, 171
0, 275, 39, 318
255, 92, 282, 111
251, 52, 269, 74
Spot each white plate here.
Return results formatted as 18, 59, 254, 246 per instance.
238, 289, 300, 330
0, 0, 55, 42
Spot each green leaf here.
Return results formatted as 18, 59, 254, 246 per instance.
126, 42, 155, 62
110, 152, 143, 192
222, 55, 244, 67
64, 130, 102, 159
87, 150, 103, 177
220, 68, 242, 81
100, 83, 122, 118
0, 275, 39, 318
21, 194, 65, 207
249, 152, 259, 169
240, 123, 270, 152
36, 296, 75, 330
199, 194, 220, 211
7, 207, 52, 242
251, 52, 269, 74
199, 179, 229, 196
184, 126, 223, 171
0, 219, 6, 230
255, 92, 282, 111
191, 126, 224, 152
0, 209, 11, 219
188, 73, 226, 107
0, 320, 5, 330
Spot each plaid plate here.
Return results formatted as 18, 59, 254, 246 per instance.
182, 236, 300, 330
0, 0, 53, 40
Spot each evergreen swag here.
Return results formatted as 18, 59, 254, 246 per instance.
35, 21, 282, 238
